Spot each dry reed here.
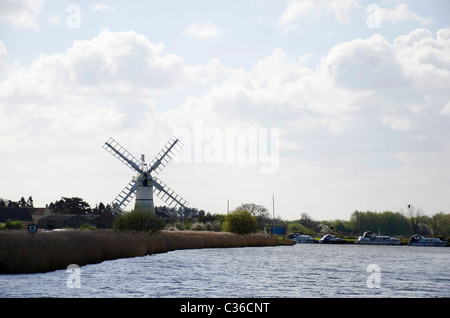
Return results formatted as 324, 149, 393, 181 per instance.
0, 230, 281, 274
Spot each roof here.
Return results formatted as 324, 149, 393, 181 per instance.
39, 214, 113, 221
31, 208, 50, 215
0, 208, 33, 222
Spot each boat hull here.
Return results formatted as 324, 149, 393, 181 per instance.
409, 242, 447, 247
319, 240, 347, 244
355, 238, 401, 245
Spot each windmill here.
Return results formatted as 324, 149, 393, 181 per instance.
103, 137, 188, 215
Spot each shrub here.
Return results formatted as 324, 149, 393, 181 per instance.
78, 223, 97, 230
222, 210, 258, 235
0, 219, 24, 230
113, 210, 165, 233
191, 221, 222, 232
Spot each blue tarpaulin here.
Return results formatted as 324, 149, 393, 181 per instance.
271, 226, 285, 235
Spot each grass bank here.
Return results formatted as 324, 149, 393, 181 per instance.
0, 230, 285, 274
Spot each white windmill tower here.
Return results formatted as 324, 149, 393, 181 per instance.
103, 137, 188, 215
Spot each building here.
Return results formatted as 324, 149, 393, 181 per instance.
38, 214, 113, 230
1, 206, 114, 230
0, 207, 51, 227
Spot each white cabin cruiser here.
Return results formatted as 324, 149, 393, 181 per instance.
408, 234, 447, 247
289, 233, 316, 244
355, 231, 401, 245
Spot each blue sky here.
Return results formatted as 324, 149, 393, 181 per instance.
1, 0, 450, 221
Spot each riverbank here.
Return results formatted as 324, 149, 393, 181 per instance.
0, 230, 288, 274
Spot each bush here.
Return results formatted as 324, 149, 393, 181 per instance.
78, 223, 97, 231
0, 219, 24, 230
113, 210, 165, 233
222, 210, 258, 235
191, 221, 222, 232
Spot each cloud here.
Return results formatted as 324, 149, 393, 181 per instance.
441, 102, 450, 115
382, 116, 413, 131
91, 3, 115, 12
394, 28, 450, 89
1, 27, 450, 217
0, 29, 228, 155
0, 41, 7, 74
0, 0, 43, 29
0, 28, 224, 102
185, 22, 221, 39
322, 34, 409, 90
380, 4, 432, 26
277, 0, 360, 32
277, 1, 432, 33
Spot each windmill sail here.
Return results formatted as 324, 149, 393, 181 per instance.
148, 137, 182, 174
103, 137, 144, 174
110, 176, 144, 214
152, 177, 188, 208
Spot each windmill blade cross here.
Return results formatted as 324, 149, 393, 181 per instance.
151, 177, 188, 208
148, 137, 183, 174
103, 137, 144, 174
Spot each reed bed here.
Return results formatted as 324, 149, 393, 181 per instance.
0, 230, 281, 274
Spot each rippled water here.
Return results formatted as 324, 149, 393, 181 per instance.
1, 244, 449, 298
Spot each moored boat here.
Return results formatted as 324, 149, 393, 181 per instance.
289, 233, 316, 244
355, 231, 400, 245
319, 234, 347, 244
408, 234, 447, 247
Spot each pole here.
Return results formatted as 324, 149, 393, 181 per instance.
272, 194, 275, 233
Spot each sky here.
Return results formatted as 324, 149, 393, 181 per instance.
1, 0, 449, 221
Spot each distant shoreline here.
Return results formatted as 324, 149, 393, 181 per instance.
0, 230, 287, 274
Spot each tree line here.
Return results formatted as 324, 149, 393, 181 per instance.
291, 209, 450, 237
0, 196, 34, 208
2, 195, 449, 236
1, 195, 214, 223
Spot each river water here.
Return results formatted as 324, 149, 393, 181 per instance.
1, 244, 449, 298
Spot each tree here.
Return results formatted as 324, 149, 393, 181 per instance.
404, 205, 423, 234
235, 203, 271, 230
49, 197, 91, 214
236, 203, 270, 222
113, 210, 165, 233
431, 212, 450, 236
18, 197, 27, 208
26, 196, 34, 208
91, 202, 106, 215
7, 200, 19, 208
222, 209, 258, 235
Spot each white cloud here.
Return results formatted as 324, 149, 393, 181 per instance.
394, 28, 450, 89
322, 34, 409, 90
0, 29, 229, 158
0, 28, 223, 101
0, 0, 43, 29
277, 0, 360, 32
277, 1, 432, 33
47, 16, 61, 25
91, 3, 115, 12
0, 41, 7, 74
382, 116, 413, 131
185, 22, 221, 39
1, 26, 450, 218
441, 102, 450, 115
380, 4, 432, 26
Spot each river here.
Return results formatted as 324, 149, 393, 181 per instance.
1, 244, 449, 298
